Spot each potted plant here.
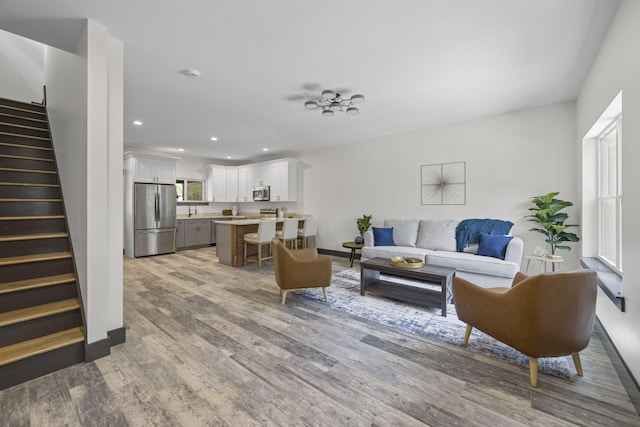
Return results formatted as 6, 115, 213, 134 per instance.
525, 192, 580, 269
355, 214, 373, 244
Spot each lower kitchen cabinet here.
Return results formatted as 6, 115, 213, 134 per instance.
177, 219, 213, 249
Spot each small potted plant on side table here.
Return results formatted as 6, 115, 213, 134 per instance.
525, 192, 580, 271
355, 214, 372, 244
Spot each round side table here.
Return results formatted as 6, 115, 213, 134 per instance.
342, 241, 364, 267
525, 254, 564, 273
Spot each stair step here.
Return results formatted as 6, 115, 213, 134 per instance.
0, 273, 75, 295
0, 154, 54, 163
0, 198, 61, 202
0, 142, 52, 152
0, 122, 50, 135
0, 167, 56, 175
0, 98, 45, 112
0, 298, 80, 328
0, 252, 72, 267
0, 182, 58, 188
0, 232, 68, 243
0, 215, 65, 221
0, 327, 84, 367
0, 131, 49, 142
0, 112, 47, 125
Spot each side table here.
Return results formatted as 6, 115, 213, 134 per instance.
342, 241, 364, 267
525, 254, 563, 273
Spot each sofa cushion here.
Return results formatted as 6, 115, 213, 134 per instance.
477, 233, 513, 260
384, 219, 420, 247
362, 246, 434, 261
373, 227, 395, 246
426, 251, 519, 278
416, 219, 459, 251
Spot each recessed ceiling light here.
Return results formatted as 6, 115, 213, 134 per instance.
262, 148, 269, 152
226, 156, 232, 159
182, 69, 200, 78
133, 120, 143, 126
210, 137, 218, 141
178, 148, 184, 152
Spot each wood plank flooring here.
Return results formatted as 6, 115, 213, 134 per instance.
1, 246, 639, 426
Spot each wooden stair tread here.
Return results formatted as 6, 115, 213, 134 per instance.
0, 154, 54, 162
0, 298, 80, 327
0, 252, 72, 266
0, 182, 59, 187
0, 113, 47, 124
0, 327, 84, 367
0, 142, 52, 151
0, 97, 45, 109
0, 122, 49, 133
0, 131, 49, 141
0, 167, 56, 175
0, 273, 75, 295
0, 232, 68, 243
0, 105, 46, 117
0, 215, 64, 220
0, 198, 61, 202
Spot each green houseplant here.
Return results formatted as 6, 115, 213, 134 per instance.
355, 214, 373, 244
526, 192, 580, 266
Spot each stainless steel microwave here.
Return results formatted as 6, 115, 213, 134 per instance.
252, 186, 270, 201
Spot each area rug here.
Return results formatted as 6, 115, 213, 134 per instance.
296, 269, 572, 380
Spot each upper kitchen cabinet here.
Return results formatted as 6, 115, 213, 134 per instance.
270, 159, 297, 202
124, 152, 177, 184
225, 167, 239, 202
237, 166, 255, 202
207, 165, 226, 202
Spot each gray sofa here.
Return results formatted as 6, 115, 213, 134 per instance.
362, 218, 524, 287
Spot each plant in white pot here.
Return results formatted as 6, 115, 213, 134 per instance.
355, 214, 372, 244
525, 192, 580, 270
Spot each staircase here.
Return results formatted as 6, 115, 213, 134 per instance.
0, 97, 85, 390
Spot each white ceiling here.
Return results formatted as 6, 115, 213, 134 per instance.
1, 0, 620, 162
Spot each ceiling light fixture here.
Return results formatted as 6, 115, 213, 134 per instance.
262, 148, 269, 152
182, 69, 200, 78
304, 90, 365, 117
178, 148, 184, 152
226, 156, 232, 159
133, 120, 143, 126
210, 137, 218, 141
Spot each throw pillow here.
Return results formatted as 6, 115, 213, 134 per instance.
373, 227, 395, 246
416, 219, 459, 251
477, 233, 513, 260
384, 219, 419, 247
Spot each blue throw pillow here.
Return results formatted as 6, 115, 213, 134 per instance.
477, 233, 513, 260
373, 227, 395, 246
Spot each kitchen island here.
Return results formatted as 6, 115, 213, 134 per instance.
215, 218, 307, 267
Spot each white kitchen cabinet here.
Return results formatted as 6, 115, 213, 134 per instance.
207, 165, 226, 202
237, 166, 255, 202
225, 168, 239, 202
270, 159, 297, 202
126, 152, 177, 184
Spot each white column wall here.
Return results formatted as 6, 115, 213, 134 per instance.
576, 0, 640, 381
0, 29, 44, 102
299, 102, 579, 269
45, 19, 123, 345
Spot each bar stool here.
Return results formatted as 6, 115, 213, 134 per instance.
244, 219, 277, 268
297, 217, 317, 249
275, 218, 299, 249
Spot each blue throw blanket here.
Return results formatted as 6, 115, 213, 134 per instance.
456, 218, 514, 252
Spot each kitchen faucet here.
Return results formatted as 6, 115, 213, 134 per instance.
188, 205, 192, 217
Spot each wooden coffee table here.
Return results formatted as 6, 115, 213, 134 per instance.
360, 257, 456, 317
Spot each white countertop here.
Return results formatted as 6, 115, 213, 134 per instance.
176, 214, 261, 220
213, 215, 310, 225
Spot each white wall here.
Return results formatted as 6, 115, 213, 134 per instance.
45, 20, 124, 345
577, 0, 640, 381
0, 29, 44, 102
299, 102, 580, 269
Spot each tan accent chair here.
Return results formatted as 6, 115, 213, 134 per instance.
243, 220, 277, 268
275, 218, 299, 249
272, 238, 332, 305
297, 217, 317, 248
452, 270, 597, 387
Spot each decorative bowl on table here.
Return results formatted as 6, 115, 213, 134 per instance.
390, 256, 424, 269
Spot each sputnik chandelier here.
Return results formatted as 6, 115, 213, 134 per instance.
304, 90, 365, 116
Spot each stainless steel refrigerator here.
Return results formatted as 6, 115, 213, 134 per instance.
134, 183, 177, 257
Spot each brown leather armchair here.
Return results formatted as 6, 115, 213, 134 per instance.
272, 238, 332, 305
452, 270, 597, 387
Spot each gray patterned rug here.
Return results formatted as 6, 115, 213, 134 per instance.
296, 269, 572, 381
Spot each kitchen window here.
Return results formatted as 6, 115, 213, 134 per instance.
176, 178, 205, 202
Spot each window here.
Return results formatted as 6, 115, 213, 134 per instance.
597, 115, 622, 272
176, 179, 205, 202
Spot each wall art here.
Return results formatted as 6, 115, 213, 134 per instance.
421, 161, 466, 205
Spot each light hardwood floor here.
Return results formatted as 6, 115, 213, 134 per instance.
1, 247, 639, 426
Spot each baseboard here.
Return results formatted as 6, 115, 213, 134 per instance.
595, 317, 640, 414
85, 326, 127, 362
